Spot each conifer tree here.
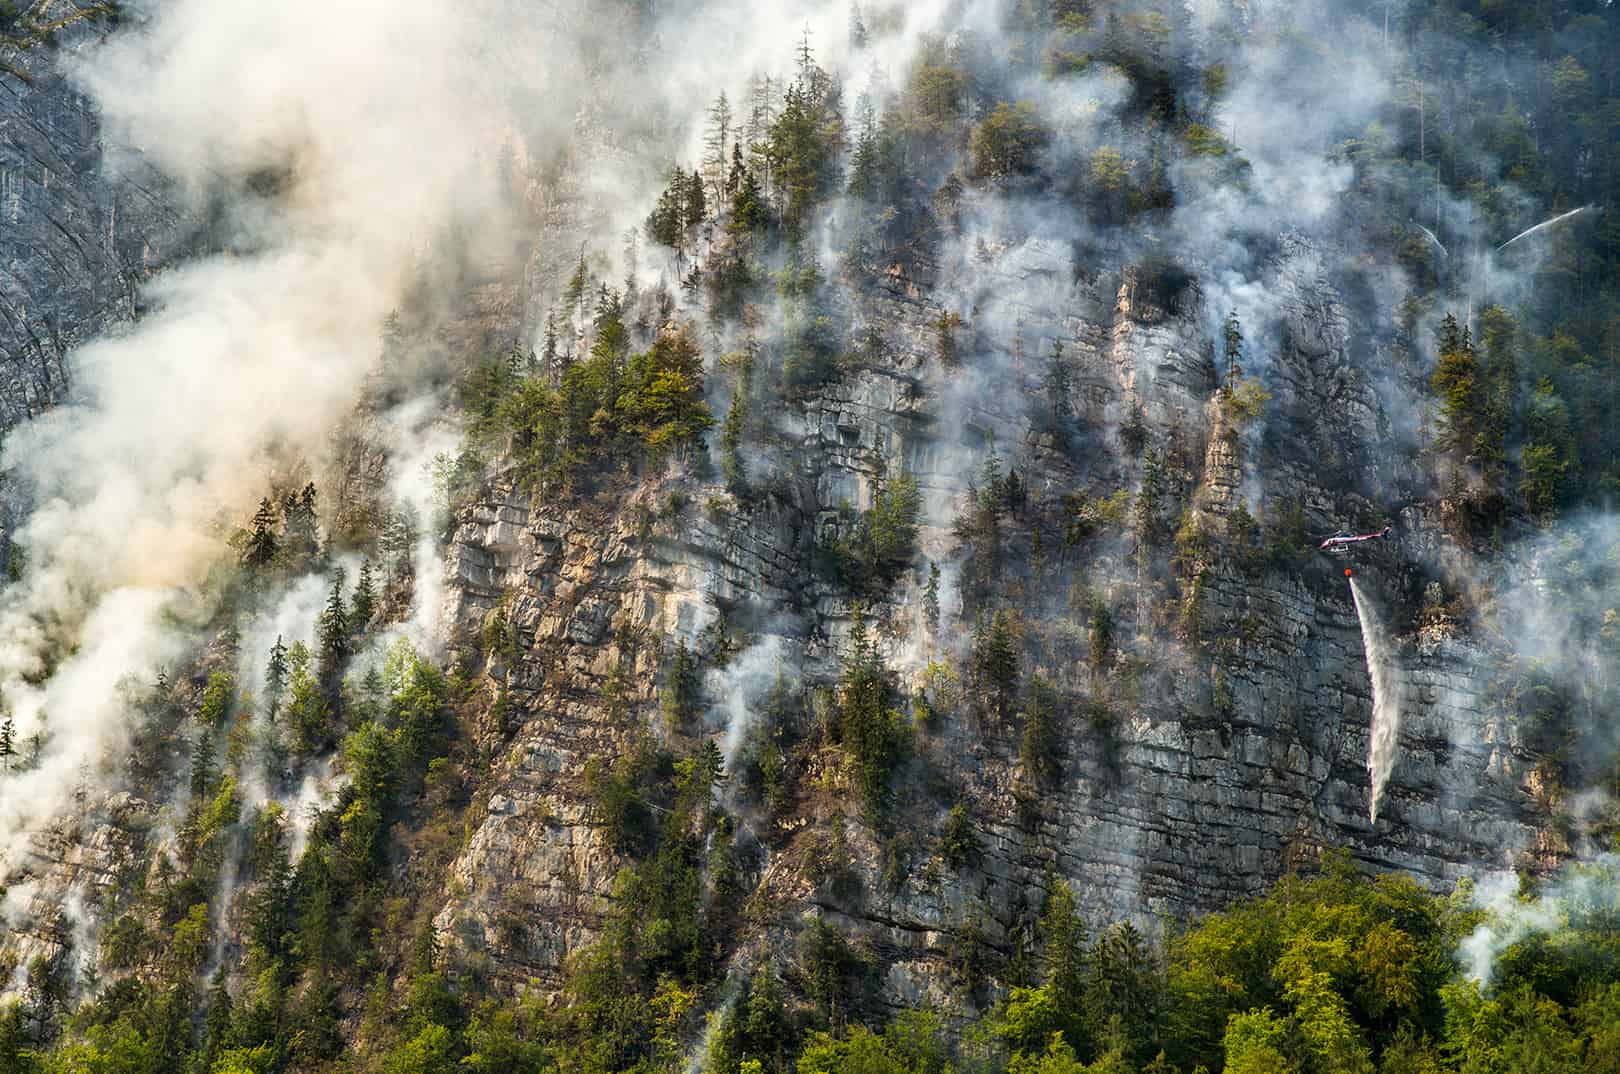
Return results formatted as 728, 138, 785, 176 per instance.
563, 247, 590, 318
265, 635, 289, 722
316, 571, 349, 689
1222, 309, 1243, 395
244, 497, 279, 569
281, 483, 320, 566
542, 308, 559, 379
647, 167, 689, 249
726, 142, 748, 197
661, 638, 702, 732
685, 168, 707, 228
703, 91, 733, 201
198, 969, 234, 1073
0, 714, 13, 773
190, 730, 216, 799
730, 164, 768, 235
1042, 881, 1089, 1030
352, 559, 377, 628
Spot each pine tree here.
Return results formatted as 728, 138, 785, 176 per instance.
1222, 309, 1243, 394
647, 166, 689, 249
542, 309, 559, 380
1045, 340, 1073, 428
199, 969, 234, 1073
660, 639, 702, 732
352, 559, 376, 629
703, 91, 733, 201
0, 714, 13, 773
191, 730, 216, 799
265, 635, 289, 723
316, 571, 349, 689
685, 168, 707, 228
244, 497, 279, 568
563, 247, 590, 318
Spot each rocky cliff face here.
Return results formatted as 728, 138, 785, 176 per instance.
428, 228, 1557, 1006
0, 2, 1575, 1030
0, 21, 184, 430
0, 20, 186, 1001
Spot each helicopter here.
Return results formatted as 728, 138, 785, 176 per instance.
1318, 526, 1392, 554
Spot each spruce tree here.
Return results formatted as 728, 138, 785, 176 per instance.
0, 714, 13, 773
316, 572, 349, 689
199, 969, 234, 1073
542, 309, 559, 379
685, 168, 707, 227
1222, 310, 1243, 395
352, 559, 376, 628
1042, 881, 1089, 1032
265, 636, 289, 722
244, 497, 279, 568
563, 247, 590, 317
191, 730, 216, 799
703, 91, 733, 199
660, 639, 701, 732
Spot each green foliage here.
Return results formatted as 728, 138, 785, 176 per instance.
765, 77, 845, 235
939, 803, 982, 871
971, 609, 1021, 718
660, 639, 702, 733
826, 473, 922, 597
971, 103, 1051, 179
1020, 676, 1062, 787
837, 611, 910, 821
474, 318, 715, 492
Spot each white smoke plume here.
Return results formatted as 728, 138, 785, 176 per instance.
0, 0, 992, 873
0, 0, 528, 869
708, 633, 793, 772
1461, 857, 1620, 987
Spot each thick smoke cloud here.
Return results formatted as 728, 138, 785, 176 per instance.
0, 0, 997, 873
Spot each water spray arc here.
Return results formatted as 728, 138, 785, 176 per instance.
1350, 575, 1402, 824
1496, 206, 1591, 253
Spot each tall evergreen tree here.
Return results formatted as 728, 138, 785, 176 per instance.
190, 730, 216, 799
0, 714, 13, 773
352, 559, 377, 628
703, 91, 733, 201
265, 636, 289, 722
563, 247, 591, 318
685, 168, 707, 227
316, 571, 349, 690
1222, 310, 1243, 394
243, 497, 279, 569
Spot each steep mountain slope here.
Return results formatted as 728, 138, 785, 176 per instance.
3, 1, 1620, 1072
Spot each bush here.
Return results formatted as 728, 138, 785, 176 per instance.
827, 473, 922, 597
970, 102, 1050, 178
